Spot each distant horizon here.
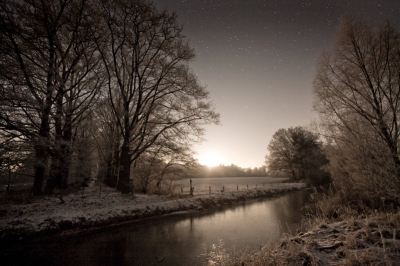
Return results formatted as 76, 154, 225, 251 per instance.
198, 163, 266, 170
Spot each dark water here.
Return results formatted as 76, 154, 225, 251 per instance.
4, 189, 311, 266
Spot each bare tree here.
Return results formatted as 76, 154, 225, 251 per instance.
133, 135, 198, 194
45, 15, 104, 194
97, 0, 219, 193
0, 0, 103, 195
313, 17, 400, 202
314, 17, 400, 175
94, 97, 121, 187
266, 127, 327, 183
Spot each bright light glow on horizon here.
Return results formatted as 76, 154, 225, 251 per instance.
197, 151, 223, 167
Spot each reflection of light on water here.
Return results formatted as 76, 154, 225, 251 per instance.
207, 239, 230, 265
193, 199, 282, 265
206, 240, 253, 266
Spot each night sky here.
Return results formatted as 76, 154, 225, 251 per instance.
153, 0, 400, 168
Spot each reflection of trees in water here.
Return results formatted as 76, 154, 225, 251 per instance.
268, 190, 311, 234
4, 190, 311, 265
122, 218, 205, 265
89, 233, 128, 265
4, 230, 131, 265
12, 218, 206, 266
67, 218, 206, 265
63, 230, 130, 265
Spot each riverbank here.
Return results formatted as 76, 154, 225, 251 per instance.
236, 210, 400, 265
0, 182, 306, 245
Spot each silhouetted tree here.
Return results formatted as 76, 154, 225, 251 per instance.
266, 127, 328, 183
96, 0, 219, 193
0, 0, 102, 195
94, 97, 121, 188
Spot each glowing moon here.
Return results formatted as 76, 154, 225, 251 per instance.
198, 152, 222, 167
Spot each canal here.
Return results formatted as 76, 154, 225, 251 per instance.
3, 189, 311, 265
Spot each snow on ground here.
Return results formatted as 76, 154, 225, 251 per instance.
0, 182, 306, 243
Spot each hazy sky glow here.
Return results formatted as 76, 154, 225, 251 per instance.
153, 0, 400, 168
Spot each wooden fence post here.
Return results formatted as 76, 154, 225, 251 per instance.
190, 179, 194, 196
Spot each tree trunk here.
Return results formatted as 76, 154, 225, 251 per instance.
45, 144, 71, 194
291, 168, 298, 182
45, 99, 74, 194
33, 144, 48, 195
45, 157, 59, 195
105, 157, 116, 187
60, 111, 73, 188
33, 34, 55, 195
45, 94, 63, 195
300, 168, 306, 181
33, 103, 52, 195
117, 144, 132, 193
105, 142, 120, 187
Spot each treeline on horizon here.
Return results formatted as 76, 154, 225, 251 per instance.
195, 164, 269, 178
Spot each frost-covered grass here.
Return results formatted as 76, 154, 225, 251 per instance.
232, 211, 400, 265
231, 186, 400, 266
0, 182, 306, 244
